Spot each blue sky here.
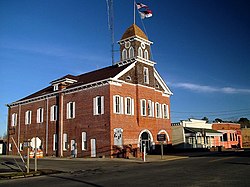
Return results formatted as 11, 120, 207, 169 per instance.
1, 0, 250, 136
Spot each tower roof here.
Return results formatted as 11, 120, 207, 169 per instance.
121, 24, 148, 40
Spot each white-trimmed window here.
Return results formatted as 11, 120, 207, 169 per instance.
143, 67, 149, 84
9, 143, 12, 151
11, 113, 17, 127
156, 102, 162, 118
50, 105, 58, 121
122, 48, 127, 60
82, 132, 87, 150
129, 47, 134, 58
25, 110, 32, 125
113, 95, 123, 114
125, 97, 134, 115
148, 100, 154, 117
162, 104, 170, 119
53, 134, 57, 151
93, 96, 104, 115
144, 49, 149, 60
140, 99, 147, 116
138, 47, 143, 57
63, 133, 68, 151
37, 108, 44, 123
66, 102, 75, 119
20, 143, 23, 151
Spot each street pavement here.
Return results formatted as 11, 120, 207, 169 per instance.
1, 150, 250, 186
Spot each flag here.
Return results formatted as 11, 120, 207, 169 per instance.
139, 9, 153, 19
136, 3, 148, 9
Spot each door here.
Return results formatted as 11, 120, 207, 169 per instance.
91, 139, 96, 157
140, 132, 151, 153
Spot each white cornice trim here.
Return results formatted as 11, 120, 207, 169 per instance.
154, 69, 173, 95
118, 35, 153, 45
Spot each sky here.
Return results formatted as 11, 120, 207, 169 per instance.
0, 0, 250, 136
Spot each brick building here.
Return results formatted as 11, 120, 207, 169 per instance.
212, 123, 242, 149
7, 24, 173, 158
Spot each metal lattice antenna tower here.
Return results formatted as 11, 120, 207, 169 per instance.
106, 0, 115, 65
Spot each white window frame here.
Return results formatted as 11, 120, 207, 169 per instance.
82, 132, 87, 150
113, 95, 123, 114
25, 110, 32, 125
138, 47, 143, 57
93, 96, 104, 115
156, 102, 161, 118
9, 143, 12, 151
122, 48, 127, 60
11, 113, 17, 127
162, 104, 170, 119
144, 49, 149, 60
50, 105, 58, 121
125, 97, 134, 115
63, 133, 68, 151
66, 102, 75, 119
53, 134, 57, 151
148, 100, 155, 117
37, 107, 44, 123
129, 47, 134, 58
143, 67, 149, 84
19, 143, 23, 151
140, 99, 147, 116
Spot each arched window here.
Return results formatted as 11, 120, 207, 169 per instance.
128, 47, 134, 58
138, 47, 143, 58
144, 49, 149, 60
122, 49, 127, 60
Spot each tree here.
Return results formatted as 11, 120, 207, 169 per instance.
214, 118, 223, 123
238, 118, 250, 128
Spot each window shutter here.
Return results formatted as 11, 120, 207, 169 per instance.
50, 106, 53, 121
113, 96, 116, 113
152, 102, 155, 117
167, 105, 170, 119
131, 99, 135, 115
140, 99, 143, 116
124, 98, 127, 115
41, 108, 44, 122
101, 96, 104, 114
66, 103, 69, 119
37, 109, 40, 123
159, 104, 162, 118
120, 96, 124, 114
93, 97, 96, 115
73, 102, 75, 118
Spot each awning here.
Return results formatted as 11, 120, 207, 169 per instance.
184, 127, 222, 137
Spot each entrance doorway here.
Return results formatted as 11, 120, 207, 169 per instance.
140, 131, 151, 153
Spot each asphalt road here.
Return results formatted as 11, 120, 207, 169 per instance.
1, 150, 250, 187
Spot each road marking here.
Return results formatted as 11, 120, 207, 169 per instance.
209, 157, 235, 163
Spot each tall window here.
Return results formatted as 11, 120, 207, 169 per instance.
66, 102, 75, 119
144, 49, 149, 60
138, 47, 143, 57
82, 132, 87, 150
50, 105, 58, 121
93, 96, 104, 115
155, 102, 161, 118
143, 67, 149, 84
162, 104, 170, 119
53, 134, 57, 151
25, 110, 32, 125
113, 95, 123, 114
63, 133, 68, 151
129, 47, 134, 58
37, 108, 44, 123
11, 113, 17, 126
122, 49, 127, 60
148, 100, 154, 117
140, 99, 147, 116
125, 97, 134, 115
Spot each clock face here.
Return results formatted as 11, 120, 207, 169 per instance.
141, 42, 146, 49
125, 41, 131, 49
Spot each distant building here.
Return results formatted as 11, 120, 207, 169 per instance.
241, 127, 250, 148
6, 24, 173, 158
172, 119, 222, 149
212, 123, 242, 149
